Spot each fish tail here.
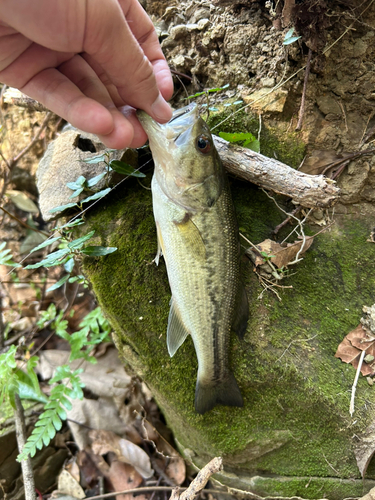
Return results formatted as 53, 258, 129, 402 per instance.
194, 372, 243, 414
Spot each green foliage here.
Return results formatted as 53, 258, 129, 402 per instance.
0, 242, 21, 267
25, 220, 116, 292
0, 347, 47, 408
17, 365, 84, 461
219, 131, 260, 153
37, 304, 111, 363
187, 83, 229, 99
283, 27, 301, 46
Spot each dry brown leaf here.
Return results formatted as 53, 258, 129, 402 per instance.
89, 429, 154, 479
254, 236, 314, 269
106, 461, 148, 500
335, 324, 375, 376
140, 418, 186, 485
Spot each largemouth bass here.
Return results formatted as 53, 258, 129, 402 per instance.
137, 103, 248, 414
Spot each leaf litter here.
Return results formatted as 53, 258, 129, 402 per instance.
335, 305, 375, 377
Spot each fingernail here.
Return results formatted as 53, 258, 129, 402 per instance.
151, 94, 172, 123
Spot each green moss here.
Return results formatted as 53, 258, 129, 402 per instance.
81, 173, 375, 499
206, 106, 306, 169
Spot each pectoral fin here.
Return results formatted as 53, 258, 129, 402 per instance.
167, 298, 190, 357
154, 222, 164, 266
232, 283, 249, 339
175, 216, 206, 260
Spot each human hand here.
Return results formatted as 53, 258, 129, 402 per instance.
0, 0, 173, 149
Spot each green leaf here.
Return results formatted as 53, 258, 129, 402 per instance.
81, 246, 117, 256
283, 35, 301, 45
69, 187, 84, 199
49, 202, 78, 214
80, 188, 111, 204
0, 243, 21, 267
219, 131, 258, 148
46, 274, 70, 292
6, 190, 39, 213
246, 139, 260, 153
29, 236, 61, 254
83, 153, 106, 164
64, 257, 75, 273
109, 160, 146, 178
57, 218, 85, 230
67, 230, 95, 249
283, 28, 301, 46
25, 248, 70, 269
66, 175, 86, 189
87, 172, 106, 188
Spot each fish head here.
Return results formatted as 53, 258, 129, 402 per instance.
137, 103, 223, 211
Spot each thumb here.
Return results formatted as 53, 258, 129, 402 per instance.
84, 0, 172, 122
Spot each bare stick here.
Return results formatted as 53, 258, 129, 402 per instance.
85, 486, 234, 500
171, 457, 223, 500
213, 135, 340, 208
350, 349, 366, 416
295, 48, 312, 132
14, 394, 36, 500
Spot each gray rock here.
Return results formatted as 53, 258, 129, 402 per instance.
36, 129, 138, 222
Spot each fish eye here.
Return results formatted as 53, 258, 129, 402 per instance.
196, 135, 211, 154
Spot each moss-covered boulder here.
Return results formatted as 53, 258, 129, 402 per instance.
81, 173, 375, 500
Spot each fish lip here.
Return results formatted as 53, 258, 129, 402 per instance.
137, 103, 199, 141
168, 103, 197, 124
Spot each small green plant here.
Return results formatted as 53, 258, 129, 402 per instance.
0, 304, 112, 461
283, 27, 301, 46
0, 242, 21, 267
24, 217, 116, 292
218, 131, 260, 153
50, 152, 145, 214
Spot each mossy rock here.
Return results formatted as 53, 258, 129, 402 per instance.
81, 173, 375, 500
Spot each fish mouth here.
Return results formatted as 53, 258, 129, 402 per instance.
137, 103, 199, 142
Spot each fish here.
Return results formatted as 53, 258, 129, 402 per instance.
137, 103, 248, 414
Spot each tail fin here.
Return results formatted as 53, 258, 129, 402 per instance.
194, 372, 243, 414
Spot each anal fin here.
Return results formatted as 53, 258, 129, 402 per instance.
167, 298, 189, 357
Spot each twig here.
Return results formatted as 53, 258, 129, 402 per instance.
10, 112, 51, 167
276, 334, 318, 363
171, 457, 223, 500
350, 349, 366, 416
84, 486, 233, 500
272, 206, 302, 236
14, 394, 36, 500
295, 48, 312, 132
171, 69, 193, 81
0, 207, 49, 236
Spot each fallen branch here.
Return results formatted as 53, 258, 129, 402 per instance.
213, 135, 340, 208
171, 457, 223, 500
14, 394, 36, 500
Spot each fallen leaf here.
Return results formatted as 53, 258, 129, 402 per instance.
57, 469, 85, 499
354, 421, 375, 478
335, 324, 375, 376
89, 429, 154, 479
6, 190, 39, 213
253, 236, 314, 269
119, 438, 154, 478
106, 460, 148, 500
140, 418, 186, 485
